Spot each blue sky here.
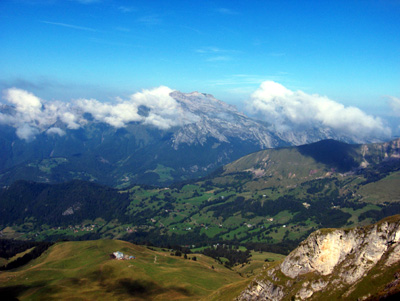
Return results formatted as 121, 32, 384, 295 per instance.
0, 0, 399, 116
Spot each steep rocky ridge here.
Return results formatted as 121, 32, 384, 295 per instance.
170, 91, 283, 149
237, 215, 400, 300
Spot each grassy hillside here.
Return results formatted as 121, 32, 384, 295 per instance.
1, 139, 400, 257
358, 171, 400, 203
0, 240, 249, 300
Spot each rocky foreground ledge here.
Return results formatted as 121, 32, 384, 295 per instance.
237, 215, 400, 300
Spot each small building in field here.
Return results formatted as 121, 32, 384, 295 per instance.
113, 251, 124, 260
111, 251, 135, 260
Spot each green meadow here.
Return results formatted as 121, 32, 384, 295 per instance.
0, 240, 257, 300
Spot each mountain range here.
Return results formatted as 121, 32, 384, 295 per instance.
0, 89, 388, 187
1, 130, 400, 299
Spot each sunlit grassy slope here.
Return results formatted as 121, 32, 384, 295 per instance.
358, 170, 400, 203
0, 240, 249, 300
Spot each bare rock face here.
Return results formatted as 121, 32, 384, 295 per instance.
281, 220, 400, 284
170, 91, 282, 150
237, 215, 400, 300
239, 279, 285, 301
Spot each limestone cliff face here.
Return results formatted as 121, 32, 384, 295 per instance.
238, 215, 400, 300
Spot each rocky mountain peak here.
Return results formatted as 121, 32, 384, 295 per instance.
170, 90, 238, 115
169, 90, 283, 149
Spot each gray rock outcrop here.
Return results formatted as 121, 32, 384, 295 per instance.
237, 215, 400, 300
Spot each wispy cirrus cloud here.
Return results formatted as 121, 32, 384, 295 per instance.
195, 46, 228, 54
72, 0, 101, 4
216, 8, 239, 15
196, 46, 239, 62
118, 6, 135, 13
181, 25, 203, 35
41, 20, 98, 32
137, 15, 162, 26
206, 56, 232, 62
89, 37, 136, 48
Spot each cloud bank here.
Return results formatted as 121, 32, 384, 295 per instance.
247, 81, 391, 140
0, 82, 393, 142
0, 86, 197, 141
0, 88, 83, 141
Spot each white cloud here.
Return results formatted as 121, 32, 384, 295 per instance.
129, 86, 199, 129
1, 88, 87, 140
388, 96, 400, 116
60, 111, 81, 129
75, 86, 194, 129
75, 98, 141, 128
16, 124, 39, 141
2, 84, 392, 143
0, 112, 15, 125
47, 127, 66, 136
5, 88, 42, 118
0, 86, 200, 141
247, 81, 391, 139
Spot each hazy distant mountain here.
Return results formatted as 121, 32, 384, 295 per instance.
0, 90, 391, 187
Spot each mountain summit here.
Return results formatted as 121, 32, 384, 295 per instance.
169, 91, 283, 149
